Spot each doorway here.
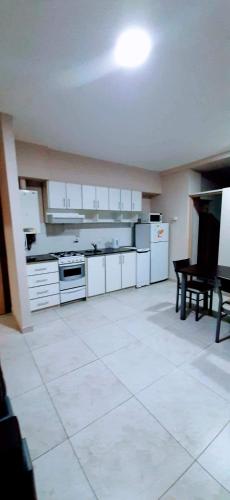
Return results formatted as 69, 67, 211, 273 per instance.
193, 194, 222, 269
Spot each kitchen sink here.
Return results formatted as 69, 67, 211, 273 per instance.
84, 249, 103, 256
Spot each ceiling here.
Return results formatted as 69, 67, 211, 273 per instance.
0, 0, 229, 171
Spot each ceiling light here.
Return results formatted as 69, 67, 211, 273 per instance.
114, 27, 152, 68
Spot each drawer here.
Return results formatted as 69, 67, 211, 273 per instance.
60, 287, 86, 303
29, 283, 60, 300
27, 261, 58, 276
30, 294, 60, 312
28, 272, 59, 288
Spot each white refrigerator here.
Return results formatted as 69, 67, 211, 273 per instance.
135, 223, 169, 283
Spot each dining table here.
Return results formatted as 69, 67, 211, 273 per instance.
179, 264, 230, 320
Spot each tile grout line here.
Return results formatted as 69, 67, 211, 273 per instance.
68, 439, 100, 500
157, 459, 197, 499
135, 395, 196, 461
195, 460, 230, 495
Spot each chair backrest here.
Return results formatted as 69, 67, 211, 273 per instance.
173, 259, 190, 285
215, 278, 230, 305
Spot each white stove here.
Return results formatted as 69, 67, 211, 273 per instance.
50, 251, 86, 303
51, 251, 85, 266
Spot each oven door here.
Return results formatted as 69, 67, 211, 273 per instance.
59, 263, 85, 290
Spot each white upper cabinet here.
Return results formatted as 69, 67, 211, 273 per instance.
132, 191, 142, 212
82, 185, 96, 210
47, 181, 67, 209
105, 254, 122, 292
87, 256, 106, 296
120, 189, 132, 211
96, 186, 109, 210
121, 252, 136, 288
66, 183, 82, 209
109, 188, 121, 211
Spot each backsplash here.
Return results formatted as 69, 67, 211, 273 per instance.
26, 223, 132, 255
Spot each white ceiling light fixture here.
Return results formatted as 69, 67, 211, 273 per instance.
114, 27, 152, 68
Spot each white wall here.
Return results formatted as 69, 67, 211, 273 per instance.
27, 223, 132, 256
218, 187, 230, 266
151, 169, 201, 278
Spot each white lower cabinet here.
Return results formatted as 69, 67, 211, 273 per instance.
121, 252, 136, 288
87, 256, 106, 297
27, 261, 60, 311
105, 254, 122, 292
87, 251, 137, 297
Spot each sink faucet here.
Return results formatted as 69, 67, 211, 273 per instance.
91, 242, 98, 253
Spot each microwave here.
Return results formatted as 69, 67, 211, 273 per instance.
149, 213, 162, 222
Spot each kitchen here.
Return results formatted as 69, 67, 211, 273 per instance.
21, 176, 169, 312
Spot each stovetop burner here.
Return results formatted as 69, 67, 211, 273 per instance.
52, 251, 82, 257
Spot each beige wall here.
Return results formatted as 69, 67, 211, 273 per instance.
218, 187, 230, 266
151, 169, 201, 278
16, 141, 162, 194
0, 114, 32, 332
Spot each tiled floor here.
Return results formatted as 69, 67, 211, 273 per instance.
1, 280, 230, 499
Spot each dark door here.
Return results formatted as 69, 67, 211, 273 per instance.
0, 199, 11, 314
197, 197, 221, 269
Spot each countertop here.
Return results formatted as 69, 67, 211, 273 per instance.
26, 247, 137, 263
26, 254, 58, 264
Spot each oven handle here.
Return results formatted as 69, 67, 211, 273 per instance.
59, 263, 85, 269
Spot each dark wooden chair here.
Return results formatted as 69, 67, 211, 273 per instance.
215, 278, 230, 343
173, 259, 213, 321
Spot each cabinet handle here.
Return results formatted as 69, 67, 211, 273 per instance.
68, 198, 70, 208
35, 278, 48, 284
63, 198, 66, 208
37, 290, 49, 295
102, 257, 105, 267
132, 202, 134, 210
93, 200, 96, 209
37, 301, 49, 307
35, 267, 47, 272
123, 255, 125, 264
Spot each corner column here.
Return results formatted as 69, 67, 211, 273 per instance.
0, 113, 32, 332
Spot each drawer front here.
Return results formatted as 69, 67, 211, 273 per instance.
60, 287, 86, 303
30, 294, 60, 312
28, 272, 59, 288
29, 283, 60, 300
27, 261, 58, 276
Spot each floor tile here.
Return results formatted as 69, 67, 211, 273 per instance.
56, 299, 94, 318
71, 398, 192, 500
48, 360, 130, 436
199, 423, 230, 492
1, 352, 42, 397
12, 386, 66, 459
138, 370, 230, 457
33, 336, 96, 382
103, 341, 174, 393
116, 314, 158, 340
161, 462, 230, 499
79, 323, 134, 357
34, 440, 96, 500
0, 329, 29, 360
25, 318, 74, 351
135, 323, 206, 366
31, 307, 60, 327
64, 309, 110, 335
182, 343, 230, 401
90, 296, 135, 321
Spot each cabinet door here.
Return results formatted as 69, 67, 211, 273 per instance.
109, 188, 121, 211
47, 181, 66, 209
121, 252, 136, 289
66, 183, 82, 209
87, 256, 106, 297
82, 185, 96, 210
105, 254, 122, 292
132, 191, 142, 211
96, 186, 109, 210
120, 189, 132, 211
